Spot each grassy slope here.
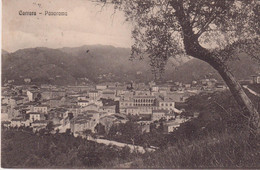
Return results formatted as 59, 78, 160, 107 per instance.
127, 131, 259, 168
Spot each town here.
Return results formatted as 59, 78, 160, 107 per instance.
2, 73, 260, 146
2, 76, 237, 138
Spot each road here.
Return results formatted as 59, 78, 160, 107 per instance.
87, 137, 157, 154
243, 85, 260, 97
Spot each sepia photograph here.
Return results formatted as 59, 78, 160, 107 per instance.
1, 0, 260, 169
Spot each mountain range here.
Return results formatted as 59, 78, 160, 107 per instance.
1, 45, 259, 85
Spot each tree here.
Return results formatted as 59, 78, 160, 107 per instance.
46, 121, 54, 133
107, 0, 259, 136
18, 89, 23, 95
35, 93, 42, 102
65, 129, 72, 136
84, 129, 93, 136
94, 123, 106, 135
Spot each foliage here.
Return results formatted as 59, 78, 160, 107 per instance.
107, 121, 141, 144
1, 128, 132, 168
35, 93, 42, 102
112, 0, 259, 71
95, 123, 106, 135
46, 121, 54, 133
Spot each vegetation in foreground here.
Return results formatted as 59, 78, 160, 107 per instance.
129, 130, 259, 168
1, 128, 135, 168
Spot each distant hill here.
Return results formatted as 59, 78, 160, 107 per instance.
1, 46, 259, 85
2, 49, 9, 55
165, 53, 260, 83
2, 46, 154, 85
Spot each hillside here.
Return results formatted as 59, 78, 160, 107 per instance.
166, 53, 260, 83
1, 46, 259, 85
2, 46, 153, 85
2, 49, 9, 55
1, 45, 185, 85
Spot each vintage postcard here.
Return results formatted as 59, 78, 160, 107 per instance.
1, 0, 259, 169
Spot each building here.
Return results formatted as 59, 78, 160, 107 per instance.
82, 103, 100, 112
158, 98, 175, 111
201, 78, 217, 88
163, 120, 180, 133
120, 95, 156, 115
10, 118, 29, 127
70, 115, 98, 135
48, 97, 66, 108
101, 91, 115, 99
84, 110, 100, 121
33, 105, 48, 114
99, 116, 117, 132
77, 100, 89, 107
126, 107, 139, 115
88, 90, 100, 100
133, 96, 156, 106
11, 97, 24, 106
100, 105, 116, 114
31, 120, 48, 131
51, 90, 66, 98
151, 86, 159, 92
24, 78, 31, 83
152, 110, 168, 121
77, 96, 88, 101
252, 75, 260, 84
167, 92, 190, 103
29, 112, 41, 122
7, 80, 14, 83
41, 91, 53, 100
2, 113, 9, 121
27, 90, 40, 102
96, 84, 107, 90
49, 108, 68, 119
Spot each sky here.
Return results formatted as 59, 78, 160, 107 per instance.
2, 0, 133, 52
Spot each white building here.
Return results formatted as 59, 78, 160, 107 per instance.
163, 121, 180, 133
27, 91, 34, 101
252, 75, 260, 84
78, 100, 90, 107
158, 100, 175, 110
24, 78, 31, 83
152, 110, 168, 121
96, 84, 107, 90
29, 112, 41, 122
88, 90, 100, 100
33, 105, 48, 114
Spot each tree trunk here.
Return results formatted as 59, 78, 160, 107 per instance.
185, 40, 260, 136
206, 58, 260, 136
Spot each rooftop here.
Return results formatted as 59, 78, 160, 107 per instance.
152, 110, 169, 114
133, 96, 156, 99
28, 112, 41, 115
78, 100, 89, 102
